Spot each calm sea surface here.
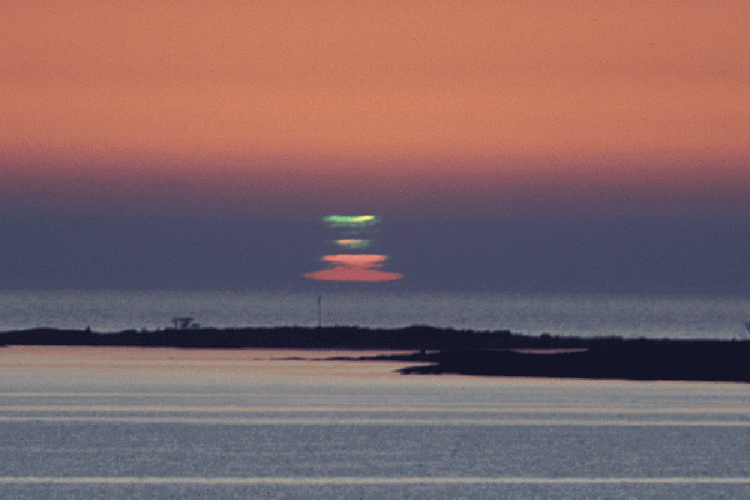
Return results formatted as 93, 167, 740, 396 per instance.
2, 347, 749, 499
1, 290, 749, 339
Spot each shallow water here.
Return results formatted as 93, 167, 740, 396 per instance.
1, 347, 749, 498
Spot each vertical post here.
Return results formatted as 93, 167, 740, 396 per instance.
318, 294, 322, 328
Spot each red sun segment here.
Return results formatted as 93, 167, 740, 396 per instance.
304, 254, 403, 282
303, 268, 404, 282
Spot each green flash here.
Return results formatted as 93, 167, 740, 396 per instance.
323, 215, 379, 228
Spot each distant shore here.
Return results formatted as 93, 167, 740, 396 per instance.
1, 325, 748, 382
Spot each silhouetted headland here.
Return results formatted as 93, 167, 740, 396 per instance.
1, 325, 748, 382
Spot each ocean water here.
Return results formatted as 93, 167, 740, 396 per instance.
1, 290, 749, 339
2, 348, 750, 499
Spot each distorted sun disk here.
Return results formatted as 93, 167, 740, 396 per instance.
303, 254, 403, 282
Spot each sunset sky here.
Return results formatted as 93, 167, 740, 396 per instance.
1, 1, 749, 291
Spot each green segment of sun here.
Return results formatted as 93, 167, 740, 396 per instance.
323, 215, 379, 228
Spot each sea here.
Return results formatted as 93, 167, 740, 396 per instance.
3, 296, 750, 498
3, 347, 750, 498
1, 290, 749, 340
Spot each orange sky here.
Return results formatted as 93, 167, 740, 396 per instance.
1, 0, 749, 217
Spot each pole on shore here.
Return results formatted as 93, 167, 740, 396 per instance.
318, 294, 322, 328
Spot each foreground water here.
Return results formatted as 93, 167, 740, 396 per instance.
1, 290, 749, 339
1, 347, 749, 499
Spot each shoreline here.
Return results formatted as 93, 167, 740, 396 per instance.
2, 325, 748, 383
1, 324, 739, 349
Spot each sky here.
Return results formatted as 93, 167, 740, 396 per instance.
1, 1, 749, 293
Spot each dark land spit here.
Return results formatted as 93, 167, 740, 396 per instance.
1, 325, 748, 382
391, 345, 750, 382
